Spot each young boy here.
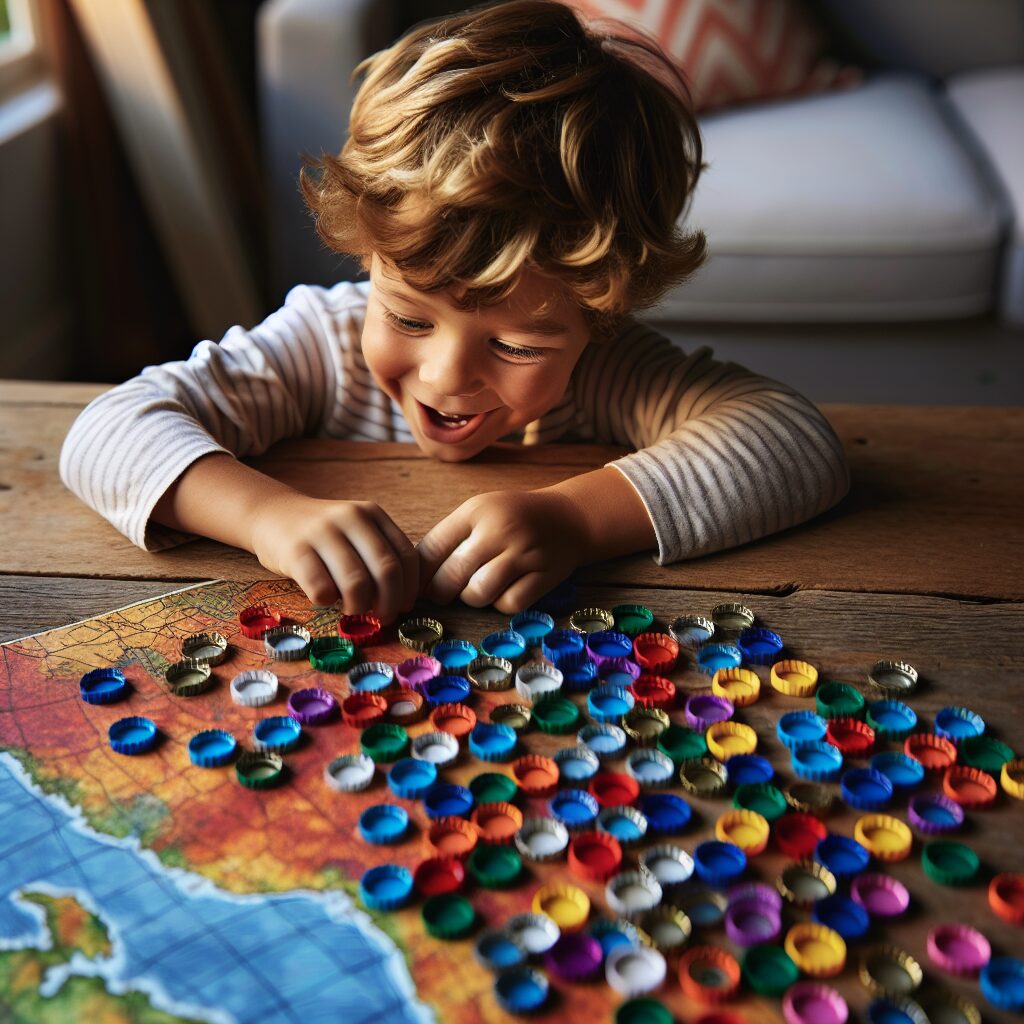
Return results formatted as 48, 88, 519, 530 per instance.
59, 0, 849, 624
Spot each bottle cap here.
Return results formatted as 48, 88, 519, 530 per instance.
80, 667, 129, 705
741, 944, 799, 996
324, 752, 376, 793
715, 810, 769, 856
783, 982, 848, 1024
723, 754, 773, 787
678, 945, 741, 1002
590, 771, 641, 807
625, 749, 676, 789
934, 706, 985, 744
561, 657, 598, 691
980, 957, 1024, 1012
733, 782, 788, 821
826, 717, 875, 756
533, 882, 591, 933
909, 792, 967, 835
816, 681, 865, 720
598, 805, 649, 846
387, 756, 438, 799
506, 912, 560, 955
432, 638, 478, 674
636, 906, 692, 951
480, 629, 527, 664
1001, 756, 1024, 798
179, 630, 229, 664
467, 843, 522, 888
777, 710, 828, 749
724, 899, 780, 947
737, 626, 783, 666
263, 624, 311, 661
870, 751, 925, 792
679, 757, 728, 797
429, 702, 477, 739
308, 636, 356, 673
238, 602, 280, 639
421, 893, 475, 939
384, 687, 426, 726
632, 632, 678, 672
424, 674, 471, 706
587, 683, 635, 723
840, 767, 894, 811
859, 946, 923, 998
918, 989, 982, 1024
568, 830, 623, 881
548, 789, 599, 831
577, 722, 628, 761
771, 659, 819, 697
468, 771, 518, 804
515, 661, 563, 704
568, 606, 615, 635
531, 695, 581, 735
706, 721, 757, 761
413, 854, 465, 896
850, 873, 910, 918
286, 687, 338, 725
989, 872, 1024, 924
108, 716, 159, 756
187, 729, 237, 768
358, 803, 409, 845
777, 860, 837, 908
510, 609, 554, 645
614, 998, 673, 1024
398, 616, 443, 652
785, 923, 847, 977
622, 706, 671, 745
657, 724, 707, 765
554, 745, 600, 784
612, 603, 655, 637
471, 801, 524, 845
630, 674, 677, 710
466, 655, 514, 692
867, 660, 919, 698
606, 870, 663, 916
961, 735, 1014, 774
474, 928, 526, 972
235, 750, 284, 789
711, 602, 755, 634
359, 864, 413, 911
360, 722, 409, 762
812, 894, 870, 941
395, 654, 441, 690
711, 667, 761, 707
494, 966, 549, 1013
815, 833, 871, 877
589, 917, 648, 957
489, 703, 531, 733
605, 944, 667, 997
586, 628, 634, 666
866, 998, 928, 1024
347, 661, 395, 694
515, 817, 569, 863
676, 885, 729, 928
693, 839, 747, 888
252, 715, 302, 753
427, 815, 478, 859
335, 611, 380, 643
669, 613, 715, 648
943, 765, 997, 808
422, 782, 474, 820
637, 793, 692, 835
164, 659, 214, 697
638, 844, 695, 889
791, 740, 843, 782
922, 841, 979, 885
774, 812, 828, 859
696, 643, 743, 675
511, 754, 559, 796
228, 669, 278, 709
866, 700, 918, 741
927, 924, 991, 976
468, 722, 518, 762
541, 627, 587, 667
341, 691, 388, 728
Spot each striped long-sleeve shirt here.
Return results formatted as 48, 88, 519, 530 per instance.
59, 280, 850, 563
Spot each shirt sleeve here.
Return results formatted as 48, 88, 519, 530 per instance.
58, 282, 358, 551
570, 320, 851, 565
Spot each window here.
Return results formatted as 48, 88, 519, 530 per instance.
0, 0, 41, 96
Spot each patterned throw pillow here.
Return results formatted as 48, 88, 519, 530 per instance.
569, 0, 860, 111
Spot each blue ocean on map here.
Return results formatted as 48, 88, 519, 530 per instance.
0, 753, 435, 1024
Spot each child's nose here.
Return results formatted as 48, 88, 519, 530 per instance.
417, 335, 485, 397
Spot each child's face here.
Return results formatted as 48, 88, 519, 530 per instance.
361, 253, 592, 462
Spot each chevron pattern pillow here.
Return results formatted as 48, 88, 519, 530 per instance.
570, 0, 860, 111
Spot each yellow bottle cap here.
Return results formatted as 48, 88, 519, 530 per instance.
1001, 757, 1024, 799
706, 721, 758, 761
854, 813, 913, 862
784, 922, 847, 977
715, 809, 769, 855
712, 667, 761, 706
858, 945, 923, 998
532, 882, 590, 932
771, 659, 819, 697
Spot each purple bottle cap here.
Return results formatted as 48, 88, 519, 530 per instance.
783, 981, 849, 1024
544, 932, 603, 981
908, 792, 965, 834
728, 881, 784, 912
724, 899, 781, 947
287, 687, 339, 725
396, 655, 442, 691
927, 923, 992, 976
849, 873, 911, 918
685, 694, 735, 731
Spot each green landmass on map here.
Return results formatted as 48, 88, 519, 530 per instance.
0, 891, 199, 1024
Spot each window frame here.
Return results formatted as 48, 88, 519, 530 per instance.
0, 0, 44, 98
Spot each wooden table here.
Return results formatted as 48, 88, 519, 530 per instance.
2, 380, 1023, 1022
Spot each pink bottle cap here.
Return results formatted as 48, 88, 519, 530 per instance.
783, 982, 848, 1024
849, 873, 910, 917
926, 923, 992, 976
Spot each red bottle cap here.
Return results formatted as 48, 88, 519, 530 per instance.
414, 855, 465, 896
567, 830, 623, 883
989, 873, 1024, 924
238, 603, 282, 639
904, 733, 958, 772
630, 674, 677, 710
338, 612, 382, 644
774, 812, 828, 859
942, 765, 997, 808
679, 945, 741, 1003
633, 632, 679, 673
341, 691, 388, 728
825, 717, 875, 757
589, 771, 641, 808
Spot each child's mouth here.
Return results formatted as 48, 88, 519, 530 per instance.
416, 400, 491, 443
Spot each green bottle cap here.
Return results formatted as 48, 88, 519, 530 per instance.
614, 997, 673, 1024
531, 696, 581, 735
612, 604, 655, 637
922, 841, 980, 886
360, 723, 410, 763
816, 681, 865, 720
309, 636, 356, 672
658, 724, 707, 766
468, 844, 522, 889
235, 751, 285, 789
960, 735, 1014, 774
422, 893, 476, 939
733, 782, 788, 821
469, 772, 519, 804
742, 943, 800, 995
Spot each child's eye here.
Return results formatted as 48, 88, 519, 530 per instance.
383, 308, 545, 363
383, 309, 430, 331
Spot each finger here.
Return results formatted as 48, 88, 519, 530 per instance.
416, 505, 474, 587
289, 546, 341, 608
459, 550, 547, 609
314, 532, 376, 615
428, 531, 507, 605
366, 507, 419, 617
493, 570, 562, 616
343, 520, 411, 623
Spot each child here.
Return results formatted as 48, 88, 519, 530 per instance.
59, 0, 849, 624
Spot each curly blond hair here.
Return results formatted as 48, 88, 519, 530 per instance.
300, 0, 706, 339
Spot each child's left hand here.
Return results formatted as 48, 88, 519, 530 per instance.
416, 489, 586, 614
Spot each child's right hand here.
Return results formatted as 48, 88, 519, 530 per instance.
247, 493, 418, 621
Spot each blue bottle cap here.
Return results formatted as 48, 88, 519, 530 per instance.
586, 629, 633, 661
554, 745, 600, 783
814, 833, 871, 878
811, 893, 870, 940
509, 610, 555, 644
79, 667, 129, 704
425, 675, 472, 706
870, 751, 925, 792
388, 757, 439, 799
866, 700, 918, 740
598, 806, 649, 845
530, 580, 577, 617
637, 793, 692, 835
359, 864, 414, 911
778, 711, 828, 749
423, 783, 474, 819
589, 919, 645, 958
693, 839, 747, 888
541, 629, 586, 666
791, 740, 844, 782
475, 928, 528, 971
725, 754, 774, 787
562, 658, 598, 692
431, 638, 478, 671
587, 685, 635, 723
187, 729, 237, 768
696, 642, 743, 675
980, 956, 1024, 1011
737, 627, 784, 666
108, 716, 158, 755
549, 788, 599, 830
934, 706, 985, 744
468, 722, 518, 762
494, 965, 549, 1013
252, 715, 302, 753
840, 767, 894, 811
358, 803, 410, 845
866, 998, 928, 1024
481, 629, 527, 661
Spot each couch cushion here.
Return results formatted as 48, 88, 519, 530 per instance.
656, 74, 1004, 321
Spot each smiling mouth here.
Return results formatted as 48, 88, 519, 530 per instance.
415, 399, 495, 444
